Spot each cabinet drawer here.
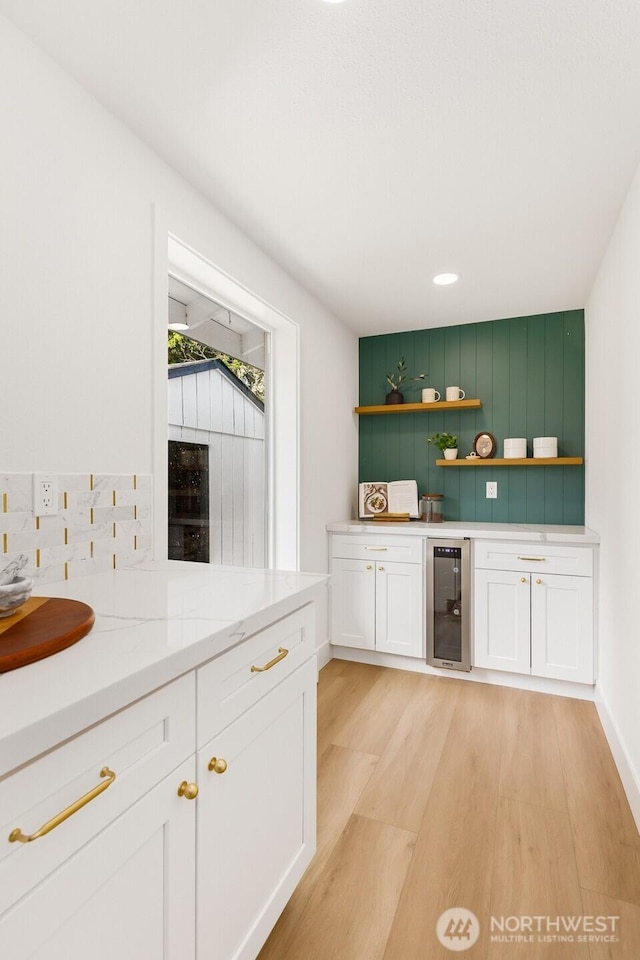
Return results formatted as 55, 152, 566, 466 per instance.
331, 534, 423, 565
0, 672, 195, 914
474, 540, 593, 577
197, 604, 315, 746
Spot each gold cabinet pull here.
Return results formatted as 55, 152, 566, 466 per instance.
251, 647, 288, 673
208, 757, 228, 775
365, 564, 372, 570
536, 578, 542, 585
9, 767, 116, 844
378, 566, 385, 571
517, 556, 546, 562
364, 546, 387, 551
177, 781, 199, 800
520, 577, 527, 583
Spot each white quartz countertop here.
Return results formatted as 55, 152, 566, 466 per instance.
0, 561, 327, 778
327, 520, 600, 543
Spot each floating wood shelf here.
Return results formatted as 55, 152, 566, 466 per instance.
435, 457, 584, 467
355, 399, 482, 415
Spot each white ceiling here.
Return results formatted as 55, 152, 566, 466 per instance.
3, 0, 640, 335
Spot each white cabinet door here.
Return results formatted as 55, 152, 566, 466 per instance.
197, 658, 317, 960
375, 561, 424, 657
330, 558, 376, 649
531, 574, 594, 683
0, 759, 196, 960
474, 569, 531, 674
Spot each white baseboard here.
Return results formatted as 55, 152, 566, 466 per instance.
330, 646, 596, 701
595, 690, 640, 834
316, 641, 332, 670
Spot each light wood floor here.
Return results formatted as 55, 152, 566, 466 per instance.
258, 659, 640, 960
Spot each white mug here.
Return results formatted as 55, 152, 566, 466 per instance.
421, 388, 441, 403
446, 386, 466, 401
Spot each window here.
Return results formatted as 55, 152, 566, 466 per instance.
154, 229, 300, 571
167, 279, 267, 567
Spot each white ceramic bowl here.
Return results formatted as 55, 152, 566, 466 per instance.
504, 438, 527, 458
0, 576, 34, 618
533, 436, 558, 448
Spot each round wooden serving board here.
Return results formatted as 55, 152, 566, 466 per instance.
0, 597, 95, 673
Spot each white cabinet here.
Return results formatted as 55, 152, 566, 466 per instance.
474, 541, 594, 684
0, 761, 196, 960
330, 558, 376, 649
375, 561, 424, 656
474, 569, 531, 674
0, 603, 318, 960
330, 535, 424, 658
530, 573, 593, 683
0, 675, 197, 960
197, 658, 317, 960
196, 604, 317, 960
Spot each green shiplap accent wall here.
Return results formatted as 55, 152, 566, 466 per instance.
359, 310, 585, 524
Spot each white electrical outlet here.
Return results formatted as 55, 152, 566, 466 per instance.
33, 473, 59, 516
486, 481, 498, 499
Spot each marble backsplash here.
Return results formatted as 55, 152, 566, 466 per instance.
0, 473, 152, 584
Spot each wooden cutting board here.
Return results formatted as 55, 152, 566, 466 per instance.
0, 597, 95, 673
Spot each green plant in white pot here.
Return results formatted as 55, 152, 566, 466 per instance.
428, 432, 459, 460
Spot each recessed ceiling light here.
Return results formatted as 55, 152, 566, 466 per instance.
433, 273, 460, 286
168, 321, 189, 331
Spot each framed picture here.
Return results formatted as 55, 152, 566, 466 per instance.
473, 432, 497, 459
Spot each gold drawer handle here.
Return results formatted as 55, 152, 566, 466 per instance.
177, 781, 199, 800
208, 757, 228, 775
9, 767, 116, 844
364, 546, 387, 551
251, 647, 289, 673
517, 556, 546, 562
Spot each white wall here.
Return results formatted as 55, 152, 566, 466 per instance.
0, 15, 358, 645
586, 159, 640, 825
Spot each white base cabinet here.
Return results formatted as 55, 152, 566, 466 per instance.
330, 558, 376, 649
330, 535, 424, 658
474, 541, 594, 684
197, 659, 317, 960
0, 604, 318, 960
531, 573, 593, 683
474, 569, 531, 674
1, 759, 196, 960
328, 532, 595, 685
375, 561, 424, 656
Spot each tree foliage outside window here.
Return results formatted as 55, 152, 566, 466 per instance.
168, 332, 264, 402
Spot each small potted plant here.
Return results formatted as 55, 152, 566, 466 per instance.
428, 432, 459, 460
385, 358, 425, 404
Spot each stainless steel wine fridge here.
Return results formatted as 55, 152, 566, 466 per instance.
426, 538, 471, 671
